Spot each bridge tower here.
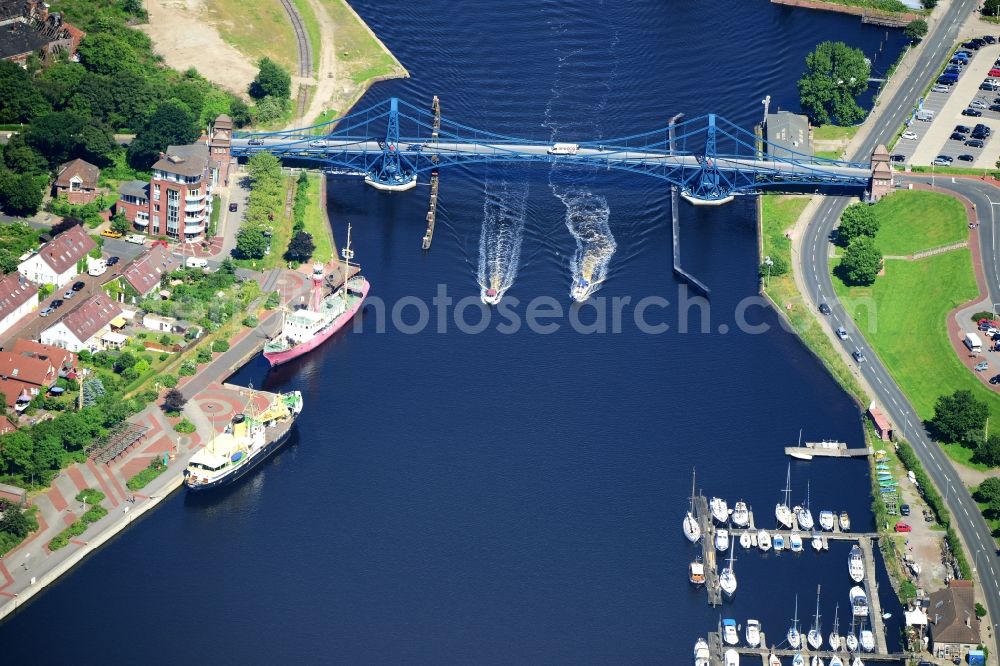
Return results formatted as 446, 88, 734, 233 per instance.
366, 97, 417, 192
681, 114, 735, 206
870, 144, 892, 202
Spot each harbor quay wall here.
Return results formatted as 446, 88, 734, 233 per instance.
770, 0, 921, 23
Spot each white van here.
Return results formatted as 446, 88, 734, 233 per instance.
185, 257, 209, 269
125, 234, 146, 245
965, 332, 983, 353
915, 109, 934, 121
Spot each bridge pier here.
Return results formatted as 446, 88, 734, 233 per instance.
668, 113, 711, 297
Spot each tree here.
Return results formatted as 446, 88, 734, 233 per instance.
230, 98, 252, 128
904, 19, 928, 42
837, 203, 880, 246
0, 61, 51, 123
162, 388, 187, 413
111, 212, 131, 235
0, 430, 32, 474
0, 502, 30, 538
2, 134, 48, 175
250, 58, 291, 100
987, 0, 1000, 16
0, 248, 17, 274
286, 231, 315, 262
930, 389, 990, 445
759, 254, 789, 279
975, 477, 1000, 505
235, 225, 268, 259
247, 151, 282, 183
975, 433, 1000, 467
127, 100, 200, 169
797, 41, 871, 126
837, 235, 882, 285
25, 111, 87, 166
0, 173, 44, 216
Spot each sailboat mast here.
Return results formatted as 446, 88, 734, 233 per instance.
814, 584, 821, 630
341, 223, 354, 303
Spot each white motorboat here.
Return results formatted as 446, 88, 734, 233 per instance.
848, 545, 864, 583
792, 654, 805, 666
788, 595, 802, 649
829, 657, 844, 666
851, 658, 863, 666
769, 654, 781, 666
716, 528, 730, 552
773, 534, 785, 551
725, 648, 739, 666
732, 500, 750, 528
684, 469, 701, 543
723, 618, 739, 645
850, 586, 868, 618
839, 511, 851, 531
758, 529, 772, 552
777, 463, 794, 528
859, 626, 874, 652
795, 481, 815, 530
812, 533, 824, 551
811, 657, 825, 666
829, 603, 842, 651
790, 531, 803, 552
807, 585, 823, 650
694, 637, 710, 666
746, 619, 761, 648
720, 539, 737, 598
740, 531, 752, 549
819, 510, 835, 531
689, 556, 705, 586
711, 497, 729, 524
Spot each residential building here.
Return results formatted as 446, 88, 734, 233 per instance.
928, 580, 981, 662
104, 245, 180, 304
0, 340, 76, 412
0, 415, 14, 436
17, 224, 96, 288
766, 111, 812, 159
142, 313, 178, 333
40, 292, 123, 352
0, 0, 83, 65
0, 271, 38, 338
53, 158, 100, 204
115, 117, 231, 241
10, 339, 78, 378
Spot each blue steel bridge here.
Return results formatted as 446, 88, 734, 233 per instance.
230, 97, 879, 204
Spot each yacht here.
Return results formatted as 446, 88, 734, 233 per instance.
807, 585, 823, 650
829, 657, 845, 666
795, 481, 815, 531
819, 510, 835, 531
711, 497, 730, 524
829, 603, 842, 651
788, 595, 802, 649
846, 615, 859, 652
773, 533, 785, 551
694, 638, 711, 666
740, 531, 752, 549
725, 648, 740, 666
789, 531, 803, 552
746, 619, 761, 647
732, 501, 750, 528
812, 533, 824, 551
769, 654, 781, 666
776, 464, 794, 528
839, 511, 851, 531
757, 529, 771, 552
684, 469, 701, 543
716, 528, 730, 552
850, 586, 869, 618
720, 539, 737, 598
859, 621, 874, 652
723, 618, 739, 645
848, 545, 865, 583
689, 555, 705, 586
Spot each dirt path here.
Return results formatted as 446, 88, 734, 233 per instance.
291, 0, 340, 129
139, 0, 257, 95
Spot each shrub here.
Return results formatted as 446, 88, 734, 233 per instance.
75, 488, 105, 505
160, 374, 178, 388
178, 361, 196, 376
159, 353, 169, 362
242, 315, 259, 328
212, 339, 230, 353
196, 348, 212, 364
264, 291, 280, 309
174, 419, 195, 433
126, 457, 167, 491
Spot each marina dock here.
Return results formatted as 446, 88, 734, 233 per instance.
695, 495, 722, 606
858, 536, 888, 655
422, 96, 441, 250
707, 629, 908, 664
784, 440, 872, 459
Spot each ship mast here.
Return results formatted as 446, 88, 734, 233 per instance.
340, 224, 354, 304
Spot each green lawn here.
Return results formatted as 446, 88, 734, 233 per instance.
815, 150, 842, 161
320, 0, 407, 83
812, 124, 860, 142
201, 0, 298, 73
301, 174, 334, 262
871, 190, 967, 255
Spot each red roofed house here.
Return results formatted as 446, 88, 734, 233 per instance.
104, 245, 180, 304
17, 224, 96, 288
53, 158, 100, 204
0, 271, 39, 338
0, 415, 14, 436
10, 339, 78, 378
0, 341, 75, 412
39, 292, 123, 352
867, 402, 894, 441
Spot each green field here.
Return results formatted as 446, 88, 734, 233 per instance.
321, 0, 407, 84
202, 0, 298, 73
870, 191, 967, 255
301, 174, 334, 262
812, 125, 860, 142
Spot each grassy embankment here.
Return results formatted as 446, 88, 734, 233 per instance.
201, 0, 298, 73
300, 173, 335, 262
804, 0, 923, 13
830, 191, 1000, 470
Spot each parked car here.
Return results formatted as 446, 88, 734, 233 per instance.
971, 99, 989, 109
900, 504, 910, 516
71, 281, 85, 291
39, 306, 54, 317
894, 522, 912, 533
985, 35, 997, 44
819, 303, 832, 315
901, 130, 918, 140
958, 154, 976, 162
100, 229, 123, 239
890, 154, 906, 162
963, 108, 984, 116
836, 326, 848, 340
976, 360, 990, 372
852, 350, 866, 363
990, 105, 1000, 112
967, 139, 986, 148
62, 290, 74, 300
989, 68, 1000, 77
106, 256, 119, 266
955, 125, 971, 133
931, 85, 950, 93
229, 202, 238, 212
50, 299, 63, 308
979, 83, 997, 91
990, 374, 1000, 385
932, 156, 953, 166
950, 132, 966, 141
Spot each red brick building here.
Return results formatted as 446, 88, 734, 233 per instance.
53, 158, 100, 204
0, 0, 83, 65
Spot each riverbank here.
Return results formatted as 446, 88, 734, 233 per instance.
770, 0, 923, 25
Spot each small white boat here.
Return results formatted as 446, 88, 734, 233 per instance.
758, 529, 772, 552
846, 616, 859, 652
773, 534, 785, 551
819, 510, 835, 531
694, 637, 710, 666
829, 658, 844, 666
746, 619, 761, 647
812, 533, 824, 551
851, 658, 863, 666
829, 603, 842, 651
769, 654, 781, 666
720, 539, 737, 598
859, 628, 874, 652
795, 482, 815, 530
684, 470, 701, 543
848, 545, 864, 583
723, 618, 739, 645
839, 511, 851, 531
740, 531, 752, 549
732, 500, 750, 528
811, 656, 825, 666
711, 497, 729, 524
881, 611, 891, 619
792, 654, 805, 666
716, 528, 730, 552
689, 556, 705, 586
790, 531, 803, 552
788, 595, 802, 649
850, 586, 868, 618
725, 648, 740, 666
807, 585, 823, 650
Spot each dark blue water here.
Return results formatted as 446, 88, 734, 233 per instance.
0, 2, 908, 663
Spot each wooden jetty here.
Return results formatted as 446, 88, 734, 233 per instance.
695, 495, 722, 606
784, 440, 873, 459
859, 536, 888, 655
708, 630, 907, 663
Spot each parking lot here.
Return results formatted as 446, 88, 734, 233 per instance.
899, 38, 1000, 169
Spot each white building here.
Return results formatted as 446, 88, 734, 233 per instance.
17, 224, 96, 288
142, 313, 177, 333
0, 272, 39, 338
40, 293, 123, 352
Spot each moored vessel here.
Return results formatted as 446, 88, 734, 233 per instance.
807, 585, 823, 650
788, 595, 802, 649
757, 529, 771, 552
710, 496, 729, 524
776, 464, 794, 529
839, 511, 851, 531
829, 603, 842, 651
723, 618, 739, 645
720, 539, 737, 598
819, 510, 835, 531
689, 555, 705, 585
694, 638, 710, 666
849, 586, 868, 618
715, 528, 730, 552
848, 545, 865, 583
731, 500, 749, 528
789, 531, 803, 552
725, 648, 739, 666
746, 619, 761, 647
684, 469, 701, 543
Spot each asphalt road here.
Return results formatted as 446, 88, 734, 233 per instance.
797, 0, 1000, 638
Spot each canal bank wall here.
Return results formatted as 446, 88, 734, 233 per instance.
770, 0, 921, 26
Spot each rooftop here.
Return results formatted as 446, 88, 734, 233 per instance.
118, 180, 149, 200
118, 245, 180, 296
53, 292, 123, 344
26, 224, 96, 276
929, 580, 981, 646
152, 144, 210, 178
0, 271, 38, 322
54, 158, 100, 190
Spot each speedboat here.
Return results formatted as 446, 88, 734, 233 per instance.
689, 555, 705, 585
720, 539, 737, 598
758, 529, 771, 552
848, 545, 865, 583
790, 531, 803, 552
711, 497, 729, 524
859, 627, 874, 652
839, 511, 851, 531
777, 464, 794, 528
819, 510, 835, 531
732, 501, 750, 528
716, 528, 730, 552
807, 585, 823, 650
740, 531, 752, 549
850, 586, 868, 618
746, 619, 761, 647
788, 595, 802, 649
829, 603, 842, 651
684, 511, 701, 543
812, 533, 824, 551
773, 534, 785, 551
725, 648, 740, 666
723, 618, 739, 645
694, 638, 710, 666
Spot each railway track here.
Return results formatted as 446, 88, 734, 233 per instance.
278, 0, 313, 78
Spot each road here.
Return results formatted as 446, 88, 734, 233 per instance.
797, 0, 1000, 641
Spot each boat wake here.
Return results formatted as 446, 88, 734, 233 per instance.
554, 187, 616, 302
478, 178, 528, 304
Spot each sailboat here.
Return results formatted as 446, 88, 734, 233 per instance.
850, 657, 864, 666
811, 657, 825, 666
788, 595, 802, 649
807, 585, 823, 650
829, 657, 844, 666
795, 480, 815, 531
792, 656, 805, 666
684, 469, 701, 543
829, 603, 842, 651
720, 538, 737, 598
769, 654, 781, 666
845, 615, 859, 652
776, 463, 794, 528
